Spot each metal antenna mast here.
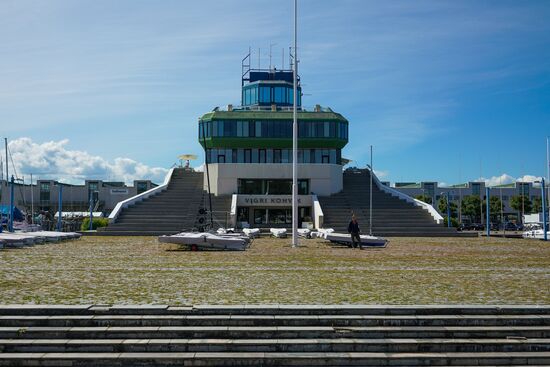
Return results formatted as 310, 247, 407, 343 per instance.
269, 43, 276, 70
291, 0, 298, 247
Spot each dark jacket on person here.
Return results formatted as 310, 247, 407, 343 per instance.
348, 220, 360, 234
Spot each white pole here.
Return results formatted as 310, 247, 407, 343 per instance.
547, 136, 549, 214
291, 0, 298, 247
369, 145, 373, 236
30, 173, 34, 224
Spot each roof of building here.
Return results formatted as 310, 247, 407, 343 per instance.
448, 183, 469, 188
492, 183, 516, 188
200, 109, 348, 122
394, 183, 421, 188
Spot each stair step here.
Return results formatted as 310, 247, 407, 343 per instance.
1, 315, 548, 327
1, 351, 549, 366
1, 326, 549, 339
2, 338, 549, 353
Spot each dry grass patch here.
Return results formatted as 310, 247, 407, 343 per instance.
0, 236, 548, 304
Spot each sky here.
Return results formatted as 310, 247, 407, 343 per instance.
1, 0, 549, 185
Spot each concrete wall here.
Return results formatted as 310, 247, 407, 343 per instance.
204, 163, 343, 196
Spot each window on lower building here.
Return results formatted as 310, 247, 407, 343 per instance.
267, 180, 292, 195
237, 207, 249, 223
254, 209, 267, 224
39, 182, 50, 203
269, 208, 291, 224
136, 182, 148, 194
238, 179, 309, 195
273, 149, 282, 163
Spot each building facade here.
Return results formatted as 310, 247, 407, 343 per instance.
392, 180, 544, 222
0, 179, 156, 216
198, 63, 349, 227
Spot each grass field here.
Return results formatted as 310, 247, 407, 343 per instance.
0, 236, 549, 305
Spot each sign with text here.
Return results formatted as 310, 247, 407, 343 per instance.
237, 195, 312, 207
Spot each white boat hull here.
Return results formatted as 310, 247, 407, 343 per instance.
522, 229, 550, 239
270, 228, 287, 238
242, 228, 261, 238
325, 232, 388, 248
0, 233, 36, 246
158, 232, 249, 251
297, 228, 311, 238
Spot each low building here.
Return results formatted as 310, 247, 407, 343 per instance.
392, 180, 544, 222
0, 178, 156, 216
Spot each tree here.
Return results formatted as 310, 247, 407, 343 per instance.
510, 195, 533, 223
415, 194, 432, 204
532, 197, 543, 213
482, 196, 503, 223
438, 196, 458, 218
461, 195, 482, 222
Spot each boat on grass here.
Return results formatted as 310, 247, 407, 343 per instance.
325, 232, 388, 248
522, 229, 550, 240
270, 228, 287, 238
158, 232, 250, 251
242, 228, 261, 238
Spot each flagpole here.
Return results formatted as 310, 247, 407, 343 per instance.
291, 0, 298, 247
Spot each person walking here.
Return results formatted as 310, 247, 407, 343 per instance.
348, 215, 362, 249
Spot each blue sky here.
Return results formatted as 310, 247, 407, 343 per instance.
1, 0, 549, 184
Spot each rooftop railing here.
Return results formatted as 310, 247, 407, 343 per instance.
213, 105, 334, 113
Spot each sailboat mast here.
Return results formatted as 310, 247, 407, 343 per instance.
369, 145, 373, 236
4, 138, 7, 182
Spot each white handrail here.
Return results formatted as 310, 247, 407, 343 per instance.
108, 168, 174, 223
230, 194, 238, 227
312, 194, 324, 229
367, 168, 444, 224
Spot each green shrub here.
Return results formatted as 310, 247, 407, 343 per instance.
443, 217, 459, 228
81, 217, 109, 231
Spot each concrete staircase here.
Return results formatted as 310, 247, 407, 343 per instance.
100, 169, 207, 236
319, 169, 465, 237
209, 195, 234, 228
0, 305, 549, 366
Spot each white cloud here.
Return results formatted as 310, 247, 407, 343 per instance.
481, 174, 515, 187
478, 173, 543, 187
517, 175, 543, 183
6, 137, 168, 184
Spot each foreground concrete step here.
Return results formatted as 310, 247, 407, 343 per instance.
1, 314, 549, 327
2, 338, 550, 354
1, 352, 550, 366
2, 326, 550, 339
2, 305, 550, 316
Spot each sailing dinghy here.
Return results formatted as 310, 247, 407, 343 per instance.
325, 232, 388, 248
158, 232, 250, 251
242, 228, 261, 238
270, 228, 287, 238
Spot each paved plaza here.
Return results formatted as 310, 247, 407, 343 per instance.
0, 236, 548, 305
